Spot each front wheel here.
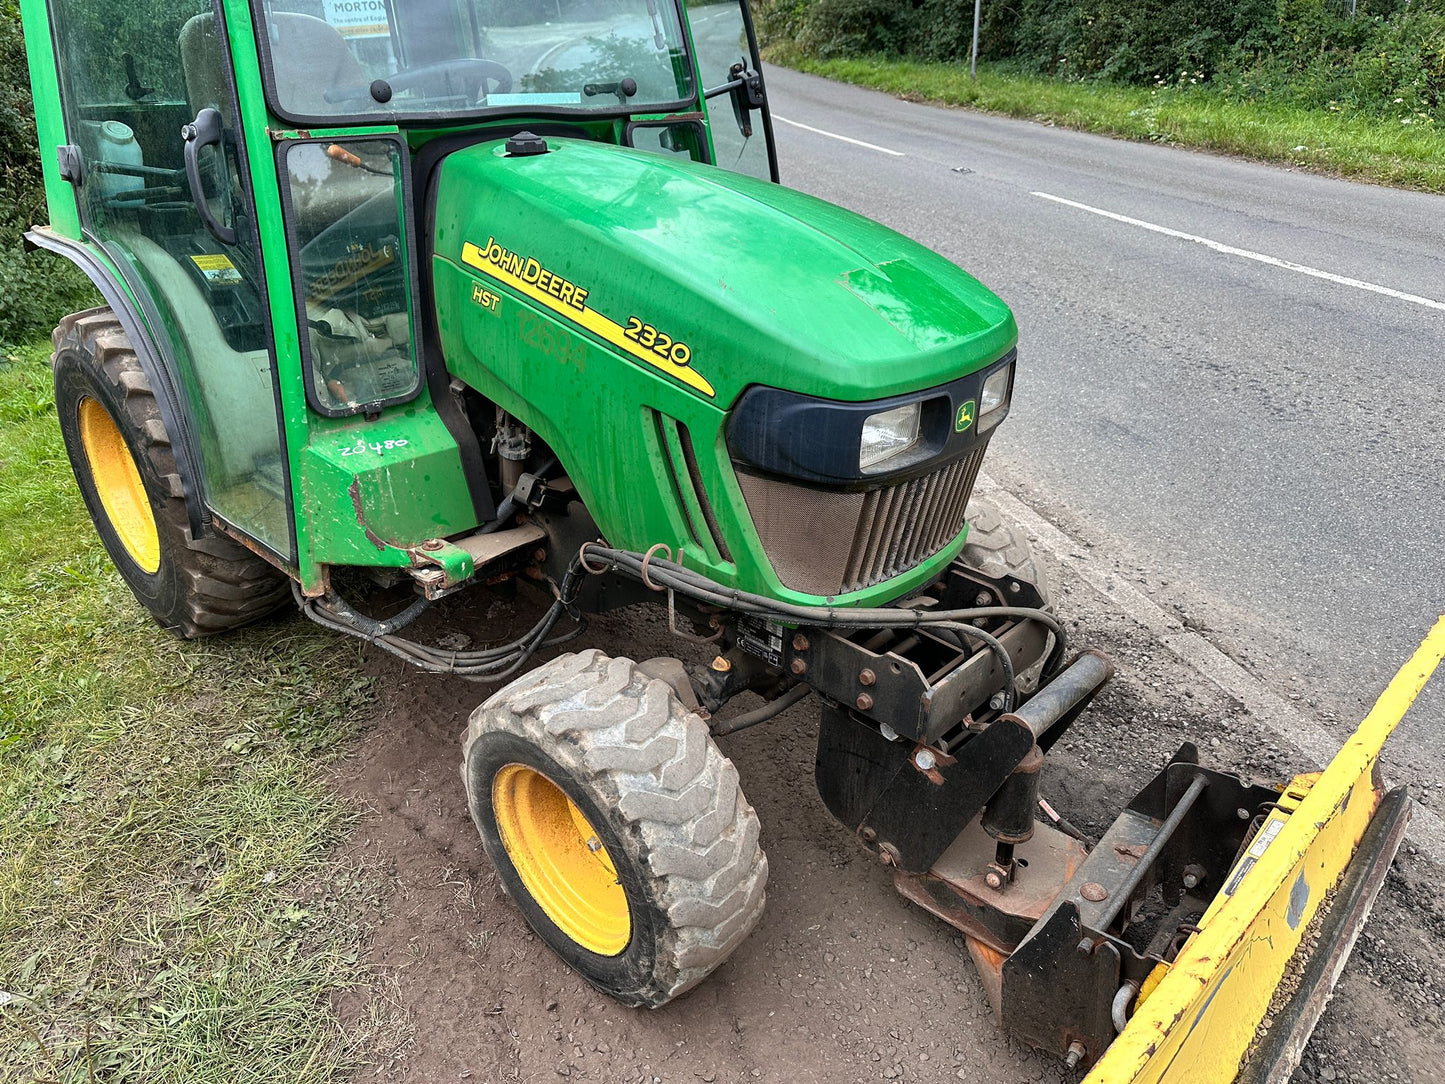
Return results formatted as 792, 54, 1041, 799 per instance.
462, 650, 768, 1007
961, 498, 1054, 692
961, 498, 1051, 609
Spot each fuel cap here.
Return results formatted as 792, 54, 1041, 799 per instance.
505, 131, 549, 157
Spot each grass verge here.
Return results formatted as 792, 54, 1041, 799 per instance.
0, 339, 375, 1083
765, 47, 1445, 193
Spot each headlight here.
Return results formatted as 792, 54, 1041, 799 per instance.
860, 402, 921, 472
980, 364, 1012, 416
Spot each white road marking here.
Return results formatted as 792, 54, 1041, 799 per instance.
974, 474, 1445, 861
1032, 191, 1445, 313
771, 115, 905, 157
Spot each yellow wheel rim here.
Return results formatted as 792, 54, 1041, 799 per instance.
78, 397, 160, 574
492, 763, 630, 956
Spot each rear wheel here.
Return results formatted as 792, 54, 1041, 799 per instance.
462, 649, 768, 1007
52, 307, 289, 638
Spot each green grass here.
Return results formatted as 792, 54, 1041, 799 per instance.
0, 340, 375, 1083
766, 47, 1445, 193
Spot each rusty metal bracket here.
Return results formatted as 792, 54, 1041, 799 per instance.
405, 538, 474, 599
406, 522, 548, 598
667, 587, 725, 645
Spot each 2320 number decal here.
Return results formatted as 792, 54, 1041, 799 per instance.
624, 317, 692, 367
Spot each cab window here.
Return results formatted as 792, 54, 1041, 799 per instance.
255, 0, 695, 121
280, 138, 422, 416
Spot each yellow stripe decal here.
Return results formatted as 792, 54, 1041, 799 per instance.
1088, 614, 1444, 1084
461, 240, 715, 398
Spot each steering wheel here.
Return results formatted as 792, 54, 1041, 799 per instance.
324, 59, 514, 105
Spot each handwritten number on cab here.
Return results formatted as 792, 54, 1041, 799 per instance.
341, 439, 409, 457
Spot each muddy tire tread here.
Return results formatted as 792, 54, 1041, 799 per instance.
463, 649, 767, 1005
962, 497, 1050, 607
53, 307, 289, 638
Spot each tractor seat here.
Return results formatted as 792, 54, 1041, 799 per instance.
179, 11, 368, 120
178, 12, 385, 239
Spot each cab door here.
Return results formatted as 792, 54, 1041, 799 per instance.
46, 0, 294, 560
688, 0, 778, 181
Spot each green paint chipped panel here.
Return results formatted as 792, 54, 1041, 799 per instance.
301, 410, 477, 567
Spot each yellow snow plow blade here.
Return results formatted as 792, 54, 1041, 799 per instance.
1087, 615, 1443, 1084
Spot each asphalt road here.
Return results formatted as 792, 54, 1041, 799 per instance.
760, 66, 1445, 791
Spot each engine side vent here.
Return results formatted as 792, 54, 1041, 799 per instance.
652, 411, 732, 563
653, 411, 707, 553
677, 424, 732, 563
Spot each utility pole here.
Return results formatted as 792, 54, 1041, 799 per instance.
970, 0, 982, 78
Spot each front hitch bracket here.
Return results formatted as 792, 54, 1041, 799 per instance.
814, 651, 1114, 873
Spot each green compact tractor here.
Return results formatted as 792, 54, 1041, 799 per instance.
20, 0, 1425, 1078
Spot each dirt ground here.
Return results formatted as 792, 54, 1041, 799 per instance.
324, 526, 1445, 1084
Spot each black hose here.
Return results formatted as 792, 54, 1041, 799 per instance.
581, 545, 1056, 709
587, 545, 1063, 645
479, 493, 517, 535
479, 455, 560, 535
306, 585, 431, 637
292, 539, 1058, 707
710, 684, 812, 737
293, 561, 588, 679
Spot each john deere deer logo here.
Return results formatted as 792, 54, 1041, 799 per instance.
955, 399, 976, 432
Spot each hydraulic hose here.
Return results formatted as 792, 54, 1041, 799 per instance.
584, 545, 1064, 656
710, 683, 813, 737
294, 542, 1065, 706
580, 544, 1067, 709
479, 455, 560, 535
293, 568, 587, 680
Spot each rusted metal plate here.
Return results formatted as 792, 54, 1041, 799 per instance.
966, 937, 1007, 1025
894, 817, 1087, 954
450, 521, 546, 567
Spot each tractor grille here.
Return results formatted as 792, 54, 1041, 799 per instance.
736, 444, 988, 597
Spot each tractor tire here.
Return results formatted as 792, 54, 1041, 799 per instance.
962, 498, 1052, 693
961, 497, 1051, 609
52, 307, 289, 638
462, 649, 768, 1008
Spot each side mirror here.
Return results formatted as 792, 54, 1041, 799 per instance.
727, 61, 765, 138
181, 107, 237, 246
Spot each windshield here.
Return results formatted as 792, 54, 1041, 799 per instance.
256, 0, 695, 121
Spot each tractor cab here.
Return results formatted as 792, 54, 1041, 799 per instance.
23, 1, 1421, 1075
26, 0, 777, 585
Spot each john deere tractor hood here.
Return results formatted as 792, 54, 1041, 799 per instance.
432, 137, 1016, 408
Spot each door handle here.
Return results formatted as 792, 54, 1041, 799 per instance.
181, 107, 237, 246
